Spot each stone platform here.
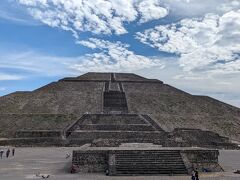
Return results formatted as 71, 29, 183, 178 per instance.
1, 112, 238, 149
72, 144, 223, 176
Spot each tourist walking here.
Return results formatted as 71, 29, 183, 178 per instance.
195, 170, 199, 180
12, 148, 15, 156
191, 170, 195, 180
6, 149, 10, 158
0, 149, 4, 159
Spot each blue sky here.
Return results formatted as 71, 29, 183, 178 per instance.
0, 0, 240, 107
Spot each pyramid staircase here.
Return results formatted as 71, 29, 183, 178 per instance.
115, 150, 188, 175
103, 73, 128, 113
103, 91, 128, 112
65, 113, 166, 143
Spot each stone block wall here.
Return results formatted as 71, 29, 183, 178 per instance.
163, 128, 237, 149
181, 150, 223, 173
0, 137, 64, 147
69, 131, 166, 140
72, 150, 108, 173
76, 124, 155, 131
81, 114, 147, 125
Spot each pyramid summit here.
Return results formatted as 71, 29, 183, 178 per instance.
0, 72, 240, 147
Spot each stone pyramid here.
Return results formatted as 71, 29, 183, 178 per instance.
0, 72, 239, 147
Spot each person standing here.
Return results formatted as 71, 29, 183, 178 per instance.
0, 149, 4, 159
6, 149, 10, 158
191, 170, 195, 180
12, 148, 15, 156
195, 170, 199, 180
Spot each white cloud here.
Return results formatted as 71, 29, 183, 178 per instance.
136, 10, 240, 75
17, 0, 168, 36
0, 45, 165, 78
72, 38, 165, 72
0, 51, 80, 77
137, 0, 168, 23
218, 0, 240, 12
161, 0, 240, 17
11, 0, 240, 28
0, 73, 23, 80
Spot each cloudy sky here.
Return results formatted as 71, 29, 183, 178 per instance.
0, 0, 240, 107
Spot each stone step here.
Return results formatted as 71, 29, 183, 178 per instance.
115, 171, 187, 175
116, 153, 181, 156
116, 169, 187, 172
116, 157, 184, 160
116, 150, 180, 153
76, 124, 155, 131
115, 150, 187, 175
103, 91, 128, 112
116, 167, 186, 170
117, 158, 184, 164
116, 164, 186, 167
115, 169, 188, 174
116, 152, 180, 154
116, 153, 180, 156
116, 156, 181, 161
117, 169, 186, 172
69, 131, 165, 139
116, 161, 185, 164
116, 154, 181, 157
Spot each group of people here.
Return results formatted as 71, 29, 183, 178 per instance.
0, 147, 15, 159
191, 170, 199, 180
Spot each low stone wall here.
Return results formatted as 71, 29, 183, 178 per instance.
181, 150, 223, 173
76, 124, 155, 131
173, 128, 229, 143
0, 138, 64, 147
15, 130, 63, 138
67, 139, 92, 147
90, 138, 165, 147
69, 131, 166, 140
72, 150, 108, 173
81, 114, 147, 125
162, 128, 238, 149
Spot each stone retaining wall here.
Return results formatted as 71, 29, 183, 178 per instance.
15, 130, 63, 138
76, 124, 155, 131
69, 131, 166, 140
81, 114, 147, 125
0, 138, 64, 147
72, 150, 108, 173
181, 150, 223, 172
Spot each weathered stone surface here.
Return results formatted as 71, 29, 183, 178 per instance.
15, 130, 63, 138
72, 145, 222, 175
0, 72, 240, 146
0, 114, 77, 138
181, 150, 223, 173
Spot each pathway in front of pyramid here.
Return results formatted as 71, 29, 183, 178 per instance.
0, 147, 239, 180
